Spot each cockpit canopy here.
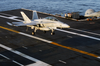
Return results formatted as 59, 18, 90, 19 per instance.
45, 16, 59, 21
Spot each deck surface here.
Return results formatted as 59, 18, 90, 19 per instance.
0, 9, 100, 66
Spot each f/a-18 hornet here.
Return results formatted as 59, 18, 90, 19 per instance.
7, 11, 70, 35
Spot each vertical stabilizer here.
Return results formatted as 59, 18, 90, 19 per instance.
20, 11, 31, 23
32, 10, 38, 20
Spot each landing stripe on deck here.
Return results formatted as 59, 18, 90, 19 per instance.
0, 44, 51, 66
56, 29, 100, 41
0, 54, 24, 66
0, 26, 100, 59
68, 28, 100, 36
0, 15, 23, 22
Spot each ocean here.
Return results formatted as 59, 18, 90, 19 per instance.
0, 0, 100, 15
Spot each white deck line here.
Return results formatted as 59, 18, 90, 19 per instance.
19, 32, 52, 43
0, 54, 10, 60
12, 60, 24, 66
8, 16, 19, 19
68, 28, 100, 36
26, 61, 50, 66
0, 13, 22, 18
0, 54, 24, 66
0, 44, 51, 66
97, 57, 100, 59
56, 29, 100, 41
0, 15, 23, 22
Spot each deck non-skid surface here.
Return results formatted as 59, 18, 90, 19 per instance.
0, 9, 100, 66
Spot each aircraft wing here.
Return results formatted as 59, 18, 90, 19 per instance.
14, 22, 56, 26
7, 21, 56, 26
7, 22, 26, 26
12, 22, 25, 25
7, 22, 38, 26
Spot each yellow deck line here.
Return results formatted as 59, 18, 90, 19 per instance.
0, 26, 19, 33
0, 26, 99, 58
51, 42, 98, 58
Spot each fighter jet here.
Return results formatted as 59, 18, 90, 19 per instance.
7, 11, 70, 35
85, 9, 100, 17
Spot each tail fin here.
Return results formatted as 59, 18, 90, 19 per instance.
32, 10, 38, 20
20, 11, 31, 23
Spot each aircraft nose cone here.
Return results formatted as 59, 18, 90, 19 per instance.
67, 25, 70, 28
63, 24, 70, 28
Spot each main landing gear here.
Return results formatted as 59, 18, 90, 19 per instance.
26, 27, 28, 31
32, 27, 37, 35
32, 32, 35, 35
51, 32, 55, 35
31, 27, 55, 35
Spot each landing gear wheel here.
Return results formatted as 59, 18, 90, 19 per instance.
32, 32, 35, 35
51, 32, 55, 35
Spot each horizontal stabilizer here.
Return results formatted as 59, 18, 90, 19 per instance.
12, 22, 24, 25
14, 22, 38, 26
7, 22, 13, 26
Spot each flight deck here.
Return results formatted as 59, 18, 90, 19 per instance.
0, 9, 100, 66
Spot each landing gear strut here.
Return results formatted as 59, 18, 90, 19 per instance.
51, 29, 55, 35
32, 32, 35, 35
51, 32, 55, 35
32, 27, 37, 35
26, 27, 28, 31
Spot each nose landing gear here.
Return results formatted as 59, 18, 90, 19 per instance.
51, 29, 55, 35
